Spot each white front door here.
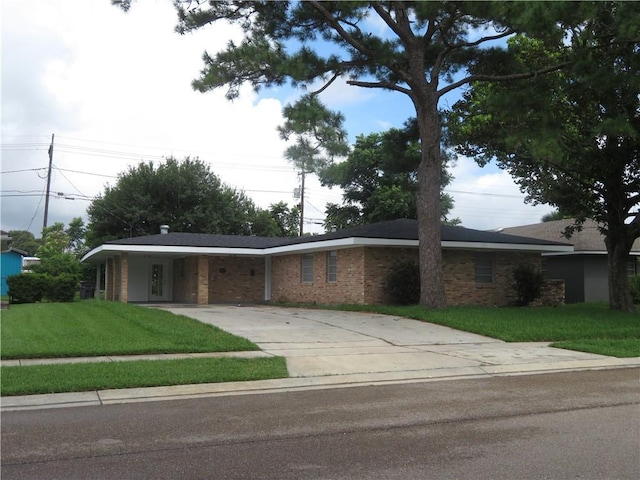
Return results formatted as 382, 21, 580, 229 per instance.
149, 261, 170, 302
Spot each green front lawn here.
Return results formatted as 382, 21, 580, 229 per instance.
1, 300, 258, 359
0, 301, 287, 396
0, 357, 288, 396
325, 303, 640, 358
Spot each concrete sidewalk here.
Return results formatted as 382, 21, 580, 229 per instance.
2, 305, 639, 411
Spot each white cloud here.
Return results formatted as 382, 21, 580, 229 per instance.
446, 156, 554, 230
1, 0, 333, 234
1, 0, 550, 238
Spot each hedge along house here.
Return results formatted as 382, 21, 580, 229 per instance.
81, 219, 573, 306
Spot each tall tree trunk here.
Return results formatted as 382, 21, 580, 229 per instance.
415, 97, 446, 309
605, 234, 634, 312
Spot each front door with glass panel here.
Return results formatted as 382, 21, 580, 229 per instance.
149, 262, 168, 301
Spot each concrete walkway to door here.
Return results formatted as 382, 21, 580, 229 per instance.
159, 305, 637, 380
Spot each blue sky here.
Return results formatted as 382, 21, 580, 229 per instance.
1, 0, 553, 237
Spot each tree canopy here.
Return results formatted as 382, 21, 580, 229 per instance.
278, 94, 350, 175
30, 221, 85, 280
320, 119, 459, 230
278, 94, 349, 234
7, 230, 40, 257
250, 202, 300, 237
449, 2, 640, 310
114, 0, 580, 308
86, 157, 266, 247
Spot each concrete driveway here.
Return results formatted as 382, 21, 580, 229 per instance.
161, 305, 623, 381
3, 304, 638, 412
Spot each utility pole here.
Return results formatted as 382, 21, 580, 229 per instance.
298, 169, 305, 236
42, 133, 54, 231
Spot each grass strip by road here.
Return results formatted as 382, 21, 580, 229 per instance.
316, 303, 640, 358
0, 357, 288, 396
549, 339, 640, 358
1, 301, 258, 359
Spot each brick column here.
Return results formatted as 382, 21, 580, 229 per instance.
119, 252, 128, 303
113, 256, 121, 301
197, 255, 209, 305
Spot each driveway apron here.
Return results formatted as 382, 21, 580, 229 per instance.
161, 305, 612, 379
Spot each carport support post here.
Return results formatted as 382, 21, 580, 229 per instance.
95, 263, 101, 299
264, 256, 271, 301
106, 257, 113, 301
197, 255, 209, 305
119, 253, 128, 303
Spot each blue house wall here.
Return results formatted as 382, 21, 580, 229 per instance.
1, 250, 23, 296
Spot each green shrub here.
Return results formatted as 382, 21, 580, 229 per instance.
44, 273, 79, 302
7, 272, 79, 304
7, 274, 48, 304
31, 253, 82, 278
513, 264, 545, 306
385, 261, 420, 305
630, 276, 640, 304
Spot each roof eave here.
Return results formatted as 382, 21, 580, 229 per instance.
442, 241, 574, 253
82, 237, 573, 262
81, 244, 265, 263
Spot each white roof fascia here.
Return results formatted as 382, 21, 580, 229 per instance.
81, 245, 105, 262
82, 237, 574, 263
82, 244, 263, 262
543, 250, 640, 257
266, 237, 419, 255
543, 250, 606, 256
442, 241, 574, 253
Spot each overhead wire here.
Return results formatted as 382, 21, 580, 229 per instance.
2, 134, 553, 229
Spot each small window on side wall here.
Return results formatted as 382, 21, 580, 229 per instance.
474, 252, 494, 284
327, 250, 337, 283
301, 253, 314, 283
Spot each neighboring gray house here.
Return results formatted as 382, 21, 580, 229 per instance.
501, 219, 640, 303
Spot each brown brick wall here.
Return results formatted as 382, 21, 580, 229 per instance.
197, 256, 209, 305
442, 250, 545, 306
270, 249, 368, 304
113, 256, 121, 302
363, 248, 419, 304
120, 252, 128, 303
105, 248, 556, 307
534, 279, 566, 306
271, 247, 548, 307
172, 257, 199, 304
208, 256, 264, 303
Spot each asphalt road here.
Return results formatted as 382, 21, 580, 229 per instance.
2, 368, 639, 479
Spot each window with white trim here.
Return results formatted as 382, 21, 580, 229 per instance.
474, 252, 494, 284
327, 250, 337, 283
301, 254, 314, 283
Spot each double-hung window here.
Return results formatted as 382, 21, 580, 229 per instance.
327, 251, 337, 283
301, 254, 314, 283
474, 252, 494, 284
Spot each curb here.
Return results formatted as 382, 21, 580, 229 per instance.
3, 361, 638, 412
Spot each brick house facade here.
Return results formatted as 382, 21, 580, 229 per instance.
269, 247, 562, 306
86, 219, 572, 307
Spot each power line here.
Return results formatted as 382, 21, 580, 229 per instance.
444, 189, 525, 199
53, 163, 88, 198
55, 168, 117, 179
1, 168, 47, 174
